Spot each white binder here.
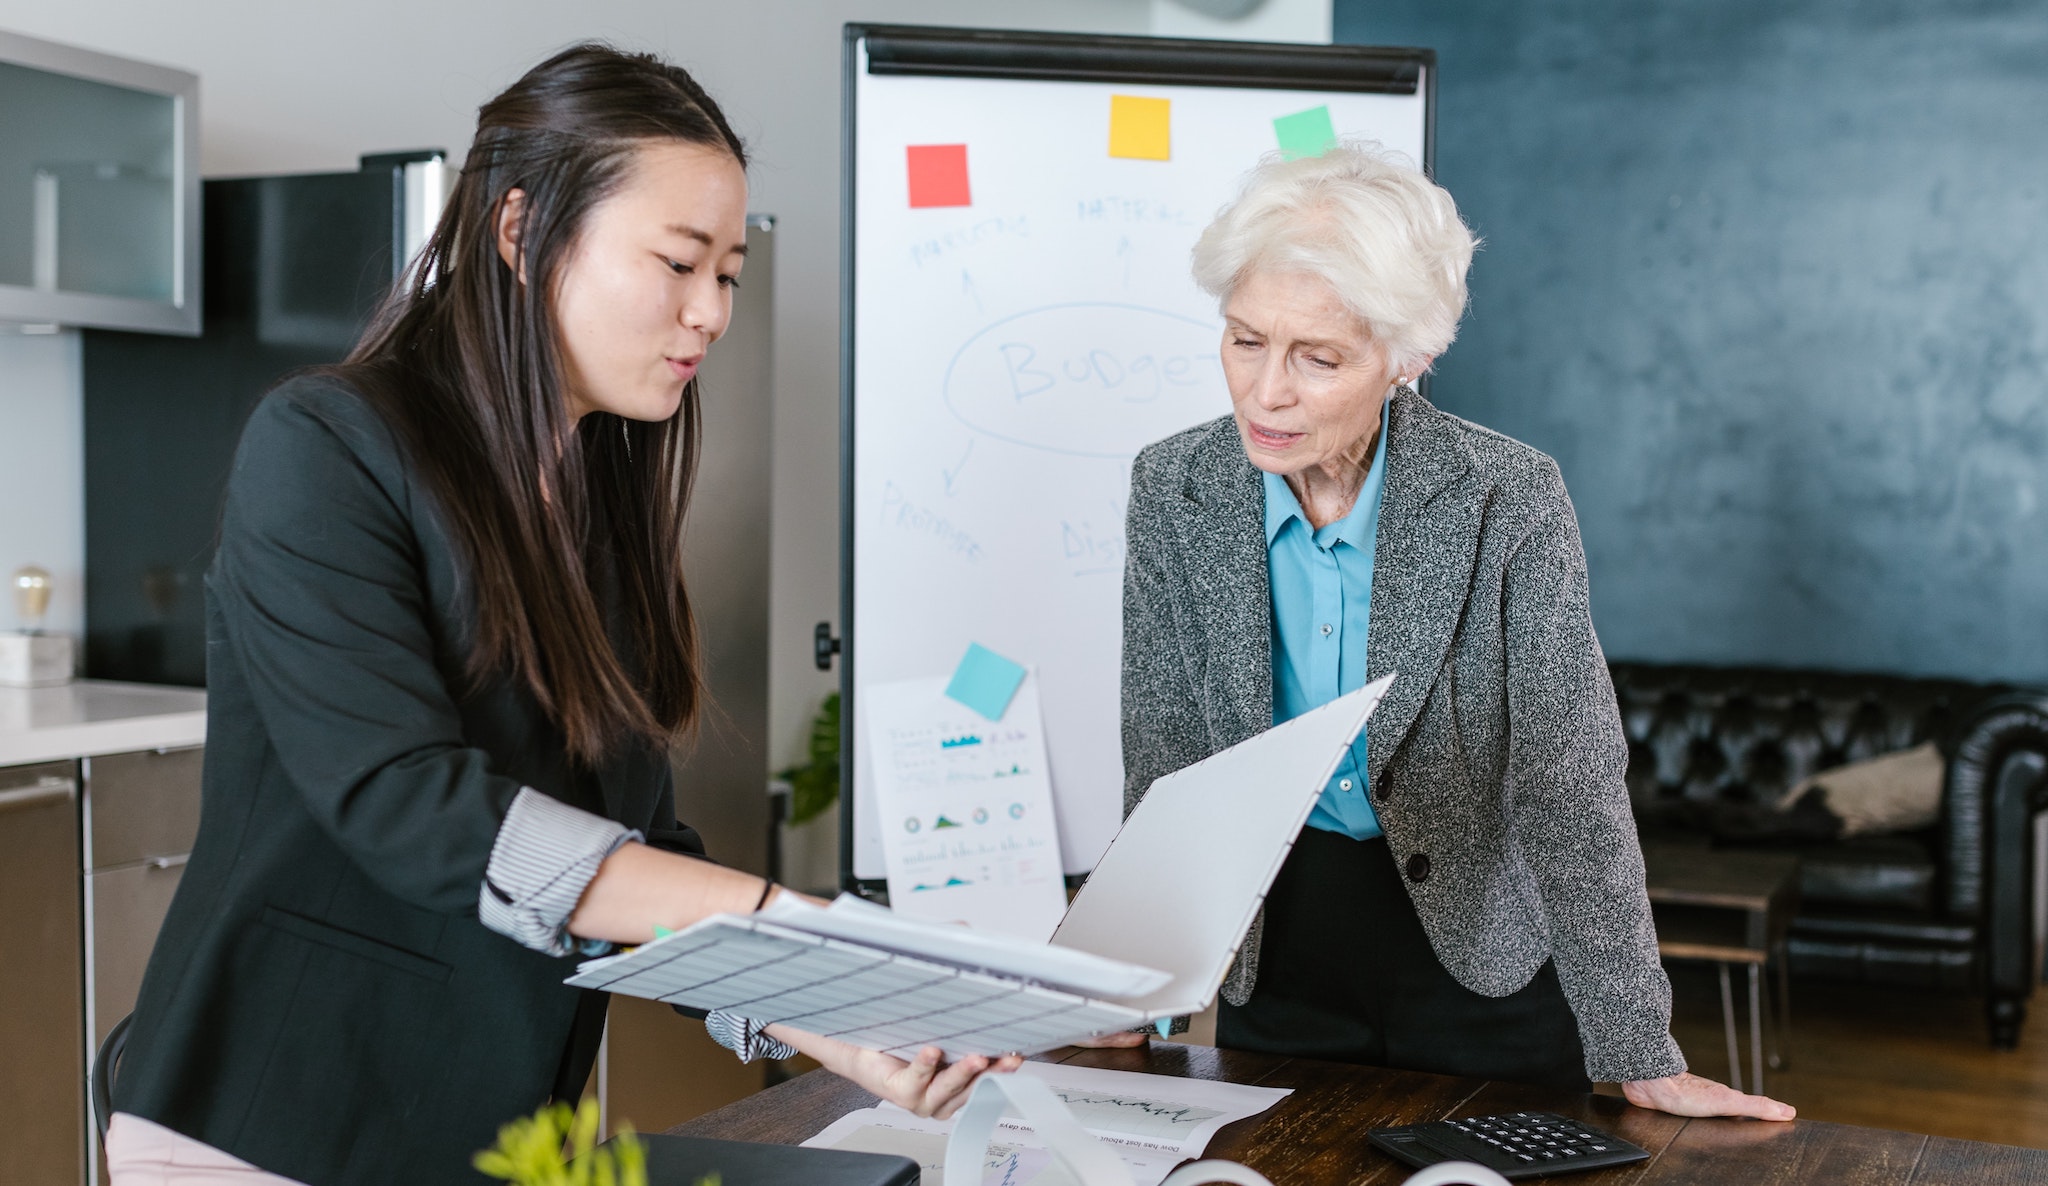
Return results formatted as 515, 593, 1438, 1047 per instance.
567, 674, 1394, 1056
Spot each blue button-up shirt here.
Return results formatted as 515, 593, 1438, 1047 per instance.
1264, 399, 1390, 840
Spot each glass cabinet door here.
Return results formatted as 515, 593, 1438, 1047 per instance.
0, 32, 198, 335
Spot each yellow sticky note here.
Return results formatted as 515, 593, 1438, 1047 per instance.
1109, 95, 1171, 161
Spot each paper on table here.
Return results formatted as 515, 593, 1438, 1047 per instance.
865, 671, 1068, 941
804, 1063, 1288, 1185
804, 1109, 1055, 1186
804, 1107, 1180, 1186
1007, 1062, 1291, 1160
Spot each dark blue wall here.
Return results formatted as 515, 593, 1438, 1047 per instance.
1335, 0, 2048, 683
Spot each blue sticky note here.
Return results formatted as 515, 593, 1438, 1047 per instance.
945, 643, 1028, 721
1155, 1019, 1173, 1039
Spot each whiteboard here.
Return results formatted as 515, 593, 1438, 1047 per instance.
845, 27, 1432, 881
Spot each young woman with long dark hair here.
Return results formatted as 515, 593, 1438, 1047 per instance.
105, 45, 1016, 1186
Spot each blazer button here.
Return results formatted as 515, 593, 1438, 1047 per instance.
1406, 853, 1431, 883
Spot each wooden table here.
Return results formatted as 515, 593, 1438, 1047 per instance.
1642, 844, 1800, 1095
669, 1042, 2047, 1184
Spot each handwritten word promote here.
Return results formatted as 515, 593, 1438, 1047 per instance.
880, 481, 983, 562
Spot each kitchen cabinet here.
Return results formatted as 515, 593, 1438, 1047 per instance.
0, 760, 84, 1186
0, 29, 199, 335
0, 743, 202, 1185
83, 746, 203, 1055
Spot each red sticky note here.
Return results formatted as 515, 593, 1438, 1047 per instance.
906, 144, 972, 209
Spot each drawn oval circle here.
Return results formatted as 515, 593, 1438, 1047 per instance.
941, 302, 1228, 459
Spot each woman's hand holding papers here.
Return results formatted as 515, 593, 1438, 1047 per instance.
1621, 1072, 1795, 1120
1070, 1030, 1150, 1048
766, 1026, 1023, 1118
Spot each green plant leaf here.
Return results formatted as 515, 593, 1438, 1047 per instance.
614, 1128, 647, 1186
476, 1100, 651, 1186
777, 692, 840, 826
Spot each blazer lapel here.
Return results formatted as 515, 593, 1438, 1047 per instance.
1179, 421, 1274, 748
1366, 393, 1483, 784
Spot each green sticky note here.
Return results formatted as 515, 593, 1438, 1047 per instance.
944, 643, 1028, 721
653, 926, 675, 938
1274, 105, 1339, 160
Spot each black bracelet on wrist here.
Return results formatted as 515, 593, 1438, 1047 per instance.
754, 879, 777, 912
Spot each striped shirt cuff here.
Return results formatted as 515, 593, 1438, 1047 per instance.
478, 787, 639, 957
705, 1011, 798, 1063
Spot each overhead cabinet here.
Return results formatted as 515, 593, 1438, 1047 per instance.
0, 30, 199, 334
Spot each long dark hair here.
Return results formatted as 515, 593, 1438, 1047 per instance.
340, 43, 746, 763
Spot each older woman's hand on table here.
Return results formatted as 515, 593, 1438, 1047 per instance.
1623, 1072, 1795, 1120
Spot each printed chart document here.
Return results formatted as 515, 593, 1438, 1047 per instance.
864, 671, 1068, 940
567, 676, 1394, 1058
802, 1063, 1291, 1186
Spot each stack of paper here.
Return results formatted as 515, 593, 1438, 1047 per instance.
565, 895, 1169, 1058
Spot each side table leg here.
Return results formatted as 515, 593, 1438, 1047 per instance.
1718, 963, 1741, 1089
1764, 944, 1790, 1072
1749, 963, 1765, 1095
1777, 948, 1793, 1069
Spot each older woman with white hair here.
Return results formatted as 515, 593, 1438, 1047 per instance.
1104, 144, 1791, 1118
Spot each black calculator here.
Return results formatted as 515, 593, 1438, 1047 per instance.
1369, 1111, 1650, 1179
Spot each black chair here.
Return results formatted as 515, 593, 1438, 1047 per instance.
91, 1012, 133, 1143
1614, 662, 2048, 1047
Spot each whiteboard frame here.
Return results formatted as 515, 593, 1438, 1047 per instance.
838, 23, 1438, 893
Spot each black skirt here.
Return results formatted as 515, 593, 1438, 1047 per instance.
1218, 828, 1592, 1090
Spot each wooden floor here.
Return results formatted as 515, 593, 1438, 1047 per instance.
1657, 965, 2048, 1148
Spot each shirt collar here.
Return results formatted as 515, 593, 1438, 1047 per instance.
1261, 398, 1393, 548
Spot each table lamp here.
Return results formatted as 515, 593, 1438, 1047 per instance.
1, 565, 74, 686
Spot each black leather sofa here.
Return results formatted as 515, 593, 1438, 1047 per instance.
1611, 662, 2048, 1047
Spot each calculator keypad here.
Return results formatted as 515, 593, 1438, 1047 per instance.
1445, 1112, 1624, 1165
1368, 1110, 1650, 1179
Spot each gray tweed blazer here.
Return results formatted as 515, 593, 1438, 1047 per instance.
1119, 392, 1686, 1083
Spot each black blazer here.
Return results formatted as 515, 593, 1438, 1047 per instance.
114, 378, 706, 1184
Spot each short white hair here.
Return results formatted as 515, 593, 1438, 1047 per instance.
1191, 141, 1478, 375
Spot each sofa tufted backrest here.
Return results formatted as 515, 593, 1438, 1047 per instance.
1608, 663, 2002, 811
